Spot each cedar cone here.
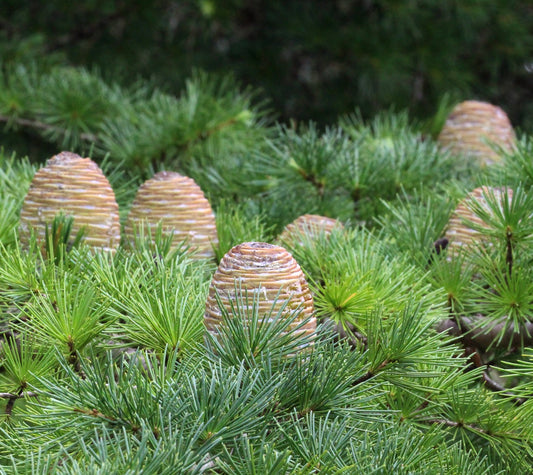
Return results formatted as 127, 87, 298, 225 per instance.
205, 242, 316, 341
445, 186, 513, 255
438, 100, 515, 167
278, 214, 343, 247
19, 151, 120, 251
125, 171, 218, 259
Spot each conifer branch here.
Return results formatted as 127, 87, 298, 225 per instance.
296, 167, 325, 197
506, 227, 514, 276
352, 360, 389, 386
194, 116, 242, 143
423, 418, 489, 434
0, 114, 98, 142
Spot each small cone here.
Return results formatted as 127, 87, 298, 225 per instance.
278, 214, 343, 246
205, 242, 316, 340
125, 171, 218, 259
19, 151, 120, 251
438, 100, 515, 167
445, 186, 513, 255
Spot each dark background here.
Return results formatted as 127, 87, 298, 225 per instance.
2, 0, 533, 128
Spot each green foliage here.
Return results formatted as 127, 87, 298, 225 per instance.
14, 272, 112, 368
0, 65, 271, 178
213, 200, 274, 263
6, 0, 532, 126
1, 58, 533, 472
0, 151, 35, 246
205, 287, 316, 369
103, 254, 209, 355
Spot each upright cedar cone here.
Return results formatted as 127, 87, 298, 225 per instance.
19, 151, 120, 251
125, 171, 218, 259
438, 100, 515, 167
278, 214, 343, 246
445, 186, 513, 255
205, 242, 316, 340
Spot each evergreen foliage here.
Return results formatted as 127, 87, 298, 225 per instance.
2, 1, 533, 126
1, 32, 533, 475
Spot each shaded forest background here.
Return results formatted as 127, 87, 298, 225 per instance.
1, 0, 533, 150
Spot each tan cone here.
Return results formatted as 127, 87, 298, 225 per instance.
438, 100, 515, 167
278, 214, 343, 246
19, 151, 121, 251
445, 186, 513, 255
125, 171, 218, 259
205, 242, 316, 340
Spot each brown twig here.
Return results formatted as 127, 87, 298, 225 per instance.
0, 114, 98, 142
352, 360, 389, 386
3, 389, 38, 416
0, 391, 39, 399
423, 418, 489, 434
296, 167, 325, 197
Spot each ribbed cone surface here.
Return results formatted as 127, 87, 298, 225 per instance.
438, 100, 515, 166
19, 151, 121, 251
445, 186, 513, 254
278, 214, 343, 246
125, 171, 218, 259
205, 242, 316, 339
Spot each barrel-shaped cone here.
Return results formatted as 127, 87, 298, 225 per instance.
125, 171, 218, 259
445, 186, 513, 255
205, 242, 316, 340
279, 214, 343, 247
438, 100, 515, 167
19, 151, 121, 251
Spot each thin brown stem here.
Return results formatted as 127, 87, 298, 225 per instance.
423, 418, 489, 434
296, 167, 325, 196
67, 339, 86, 379
0, 391, 39, 399
352, 359, 389, 386
3, 387, 37, 416
0, 114, 98, 142
506, 229, 513, 276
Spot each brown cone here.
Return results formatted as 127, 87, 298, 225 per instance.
205, 242, 316, 340
19, 151, 121, 251
278, 214, 343, 247
125, 171, 218, 259
445, 186, 513, 255
437, 100, 515, 167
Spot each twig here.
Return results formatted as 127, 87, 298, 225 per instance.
0, 391, 39, 399
0, 114, 98, 142
296, 167, 325, 197
423, 418, 489, 434
3, 390, 38, 416
352, 360, 389, 386
458, 315, 533, 351
178, 115, 242, 153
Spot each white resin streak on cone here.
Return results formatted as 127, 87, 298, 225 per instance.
205, 242, 316, 340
